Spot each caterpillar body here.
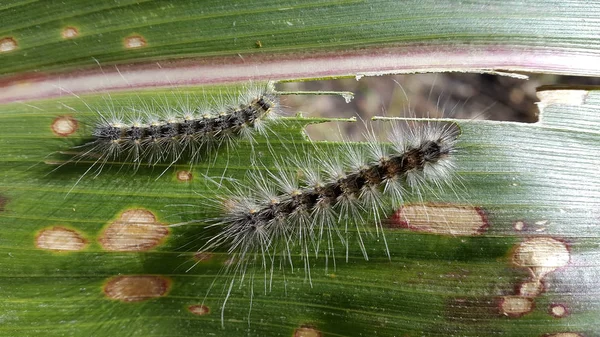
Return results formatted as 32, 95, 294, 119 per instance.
200, 120, 461, 323
64, 82, 280, 178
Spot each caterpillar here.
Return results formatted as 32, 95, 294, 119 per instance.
60, 81, 281, 182
198, 119, 461, 324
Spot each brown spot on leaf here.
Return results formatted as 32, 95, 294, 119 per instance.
499, 296, 534, 318
104, 275, 170, 302
193, 252, 213, 262
188, 304, 210, 316
518, 280, 545, 297
35, 226, 88, 251
176, 170, 193, 181
99, 209, 168, 251
549, 303, 569, 318
294, 325, 322, 337
222, 199, 238, 213
514, 220, 526, 231
51, 116, 78, 137
543, 334, 584, 337
124, 35, 146, 49
224, 257, 236, 266
389, 203, 488, 236
61, 27, 79, 39
512, 237, 570, 279
0, 37, 17, 52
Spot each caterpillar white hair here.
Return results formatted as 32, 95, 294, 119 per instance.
198, 119, 461, 324
61, 81, 281, 180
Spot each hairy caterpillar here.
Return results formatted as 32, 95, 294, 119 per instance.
196, 119, 461, 324
58, 81, 281, 183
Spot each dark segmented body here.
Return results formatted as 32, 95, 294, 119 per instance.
229, 133, 457, 238
94, 96, 276, 144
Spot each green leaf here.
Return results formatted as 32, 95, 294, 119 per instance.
2, 1, 599, 336
2, 0, 600, 103
0, 85, 598, 336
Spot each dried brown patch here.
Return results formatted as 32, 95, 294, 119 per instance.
389, 203, 488, 236
222, 199, 238, 213
176, 170, 193, 182
518, 280, 545, 297
499, 296, 534, 318
188, 304, 210, 316
512, 237, 570, 279
505, 237, 570, 321
223, 257, 236, 266
35, 226, 88, 251
0, 37, 17, 52
124, 35, 146, 49
513, 220, 526, 231
104, 275, 170, 302
549, 303, 569, 318
543, 333, 584, 337
99, 209, 168, 251
61, 27, 79, 39
51, 116, 78, 137
193, 252, 213, 262
294, 325, 322, 337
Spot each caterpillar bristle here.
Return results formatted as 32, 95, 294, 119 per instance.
199, 119, 461, 323
61, 81, 281, 184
